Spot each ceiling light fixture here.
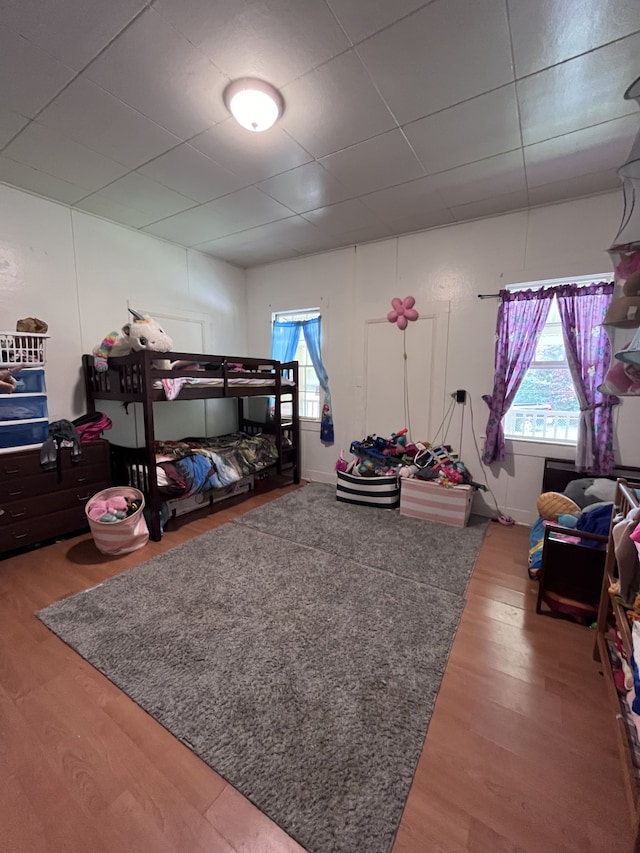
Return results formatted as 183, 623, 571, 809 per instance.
223, 78, 284, 133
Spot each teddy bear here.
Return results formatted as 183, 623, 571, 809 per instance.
93, 308, 174, 372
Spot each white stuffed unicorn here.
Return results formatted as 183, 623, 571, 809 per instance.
93, 308, 174, 372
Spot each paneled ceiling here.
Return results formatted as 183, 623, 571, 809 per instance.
1, 0, 639, 268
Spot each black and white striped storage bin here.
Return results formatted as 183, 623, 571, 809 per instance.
336, 470, 400, 508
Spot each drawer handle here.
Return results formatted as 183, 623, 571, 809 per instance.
4, 467, 20, 475
8, 490, 23, 497
77, 494, 90, 501
76, 477, 88, 483
14, 532, 28, 540
10, 511, 25, 519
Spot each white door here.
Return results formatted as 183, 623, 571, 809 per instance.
364, 313, 447, 444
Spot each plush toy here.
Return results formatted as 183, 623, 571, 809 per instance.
536, 491, 581, 522
93, 309, 174, 372
598, 351, 640, 395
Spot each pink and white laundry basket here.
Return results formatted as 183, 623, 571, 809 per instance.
85, 486, 149, 555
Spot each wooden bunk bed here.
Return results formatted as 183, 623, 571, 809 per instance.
82, 350, 300, 541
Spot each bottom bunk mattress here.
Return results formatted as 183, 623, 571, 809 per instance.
124, 431, 280, 499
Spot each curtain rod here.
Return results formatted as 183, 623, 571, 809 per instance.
477, 279, 611, 299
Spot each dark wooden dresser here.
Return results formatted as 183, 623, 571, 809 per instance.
0, 439, 111, 556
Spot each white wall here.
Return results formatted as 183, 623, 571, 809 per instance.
0, 183, 246, 444
2, 182, 635, 524
246, 191, 640, 524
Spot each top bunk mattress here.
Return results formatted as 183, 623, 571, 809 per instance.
154, 375, 296, 400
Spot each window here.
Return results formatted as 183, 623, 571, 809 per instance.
504, 297, 580, 443
272, 309, 321, 420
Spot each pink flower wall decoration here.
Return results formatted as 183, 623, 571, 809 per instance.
387, 296, 419, 330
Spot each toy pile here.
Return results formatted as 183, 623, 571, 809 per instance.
338, 430, 482, 489
88, 494, 142, 523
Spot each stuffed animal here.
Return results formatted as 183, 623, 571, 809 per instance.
536, 491, 581, 522
93, 309, 174, 372
598, 352, 640, 395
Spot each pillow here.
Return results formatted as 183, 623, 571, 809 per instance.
537, 491, 581, 521
563, 477, 596, 509
584, 478, 617, 503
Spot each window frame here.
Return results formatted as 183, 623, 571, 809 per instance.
272, 308, 321, 423
502, 274, 609, 447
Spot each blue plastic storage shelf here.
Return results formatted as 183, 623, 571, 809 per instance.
0, 418, 49, 449
0, 393, 48, 422
13, 368, 46, 394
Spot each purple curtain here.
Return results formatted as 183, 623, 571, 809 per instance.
555, 282, 618, 474
482, 289, 555, 464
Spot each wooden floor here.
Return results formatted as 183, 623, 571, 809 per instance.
0, 482, 633, 852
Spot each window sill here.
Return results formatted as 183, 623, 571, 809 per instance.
300, 418, 320, 433
505, 435, 577, 448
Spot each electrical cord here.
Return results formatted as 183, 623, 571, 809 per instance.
467, 393, 515, 526
431, 398, 455, 446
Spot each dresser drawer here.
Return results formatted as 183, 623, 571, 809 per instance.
0, 439, 109, 481
0, 463, 109, 501
0, 480, 110, 527
0, 504, 91, 554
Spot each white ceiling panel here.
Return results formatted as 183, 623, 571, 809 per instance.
0, 108, 29, 148
384, 207, 455, 236
138, 144, 246, 203
319, 130, 425, 196
0, 156, 88, 205
143, 204, 238, 246
429, 150, 527, 208
528, 170, 622, 208
190, 119, 312, 184
3, 122, 129, 191
203, 243, 300, 268
257, 162, 353, 214
194, 220, 310, 265
360, 175, 452, 225
86, 7, 229, 138
327, 0, 430, 44
74, 192, 159, 228
0, 28, 75, 117
98, 172, 197, 218
450, 189, 529, 222
357, 0, 513, 125
303, 199, 388, 236
0, 0, 148, 70
0, 0, 637, 266
508, 0, 640, 79
145, 187, 293, 245
279, 50, 396, 158
37, 77, 181, 169
154, 0, 350, 88
524, 114, 639, 189
518, 33, 640, 146
333, 222, 394, 246
404, 85, 521, 175
194, 187, 295, 238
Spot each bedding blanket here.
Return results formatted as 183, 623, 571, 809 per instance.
154, 432, 279, 498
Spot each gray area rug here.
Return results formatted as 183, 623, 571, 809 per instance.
237, 481, 488, 595
38, 487, 487, 853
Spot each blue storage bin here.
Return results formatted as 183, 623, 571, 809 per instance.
13, 368, 46, 394
0, 418, 49, 449
0, 394, 48, 422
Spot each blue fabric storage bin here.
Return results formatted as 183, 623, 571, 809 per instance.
0, 418, 49, 448
0, 393, 48, 421
13, 368, 46, 394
